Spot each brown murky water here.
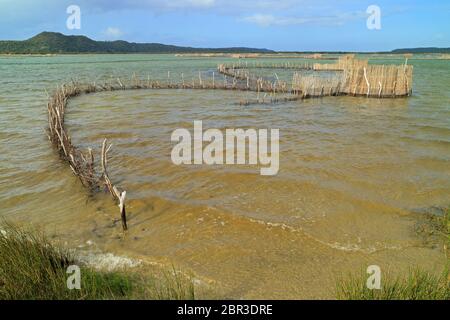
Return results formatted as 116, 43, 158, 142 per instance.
0, 55, 449, 298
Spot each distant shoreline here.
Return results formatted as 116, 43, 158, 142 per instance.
1, 31, 450, 55
1, 53, 449, 60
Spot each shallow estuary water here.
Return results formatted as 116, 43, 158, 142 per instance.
0, 54, 449, 298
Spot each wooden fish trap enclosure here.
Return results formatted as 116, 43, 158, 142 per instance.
293, 56, 413, 98
218, 57, 413, 99
313, 54, 368, 71
46, 73, 304, 230
47, 83, 128, 231
291, 72, 343, 97
46, 63, 414, 231
340, 64, 413, 97
217, 64, 290, 94
223, 61, 314, 70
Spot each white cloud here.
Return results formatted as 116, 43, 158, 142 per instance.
163, 0, 216, 9
81, 0, 218, 12
241, 11, 367, 27
78, 0, 299, 14
103, 27, 124, 39
241, 14, 277, 27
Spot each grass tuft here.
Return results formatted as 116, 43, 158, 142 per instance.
336, 268, 449, 300
0, 222, 195, 300
337, 207, 450, 300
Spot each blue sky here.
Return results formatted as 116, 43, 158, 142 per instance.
0, 0, 449, 51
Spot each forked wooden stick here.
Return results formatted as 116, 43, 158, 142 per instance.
101, 139, 127, 231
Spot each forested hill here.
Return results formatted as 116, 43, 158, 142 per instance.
1, 32, 448, 54
391, 47, 450, 54
0, 32, 274, 54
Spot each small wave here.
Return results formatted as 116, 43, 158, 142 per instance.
247, 217, 407, 254
76, 249, 143, 272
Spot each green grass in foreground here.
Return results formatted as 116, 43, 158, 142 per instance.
336, 269, 449, 300
337, 208, 450, 300
0, 223, 195, 300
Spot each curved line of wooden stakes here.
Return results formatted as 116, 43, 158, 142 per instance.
46, 69, 301, 231
46, 62, 412, 231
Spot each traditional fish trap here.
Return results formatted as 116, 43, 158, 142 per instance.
313, 54, 368, 71
292, 72, 344, 97
304, 53, 323, 59
220, 61, 313, 70
292, 63, 413, 98
46, 73, 301, 230
297, 54, 414, 98
341, 63, 413, 97
217, 63, 289, 93
220, 57, 413, 99
47, 83, 129, 231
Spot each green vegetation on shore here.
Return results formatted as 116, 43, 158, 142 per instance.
1, 207, 448, 300
336, 269, 449, 300
1, 32, 449, 55
337, 208, 450, 300
0, 223, 195, 300
0, 32, 273, 54
391, 47, 450, 54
